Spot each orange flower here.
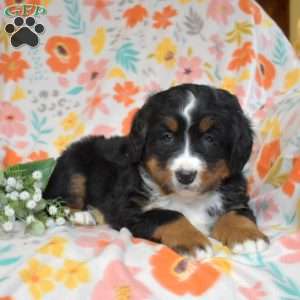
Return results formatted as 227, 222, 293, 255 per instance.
122, 108, 139, 135
114, 81, 139, 107
282, 157, 300, 197
3, 146, 22, 168
123, 4, 148, 28
153, 5, 177, 29
228, 42, 255, 71
150, 247, 220, 296
28, 150, 49, 161
45, 36, 80, 74
0, 52, 29, 82
84, 88, 109, 118
256, 54, 276, 90
5, 0, 41, 5
239, 0, 262, 24
256, 139, 280, 179
0, 296, 14, 300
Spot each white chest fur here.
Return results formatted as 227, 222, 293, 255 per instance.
143, 191, 224, 235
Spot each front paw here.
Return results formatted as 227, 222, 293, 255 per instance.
212, 212, 269, 254
153, 217, 212, 257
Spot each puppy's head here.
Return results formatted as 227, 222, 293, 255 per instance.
129, 84, 253, 196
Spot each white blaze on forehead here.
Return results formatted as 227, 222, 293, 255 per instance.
170, 91, 204, 174
183, 91, 196, 125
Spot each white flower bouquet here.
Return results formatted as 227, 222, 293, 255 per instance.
0, 159, 70, 236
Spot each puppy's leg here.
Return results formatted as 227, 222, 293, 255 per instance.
68, 174, 86, 209
211, 210, 269, 254
127, 209, 211, 257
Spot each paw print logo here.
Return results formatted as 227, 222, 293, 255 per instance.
5, 16, 45, 48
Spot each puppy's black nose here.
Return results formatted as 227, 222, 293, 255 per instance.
175, 170, 197, 185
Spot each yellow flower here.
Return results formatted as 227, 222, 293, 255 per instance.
108, 67, 127, 79
262, 17, 273, 29
210, 258, 232, 274
213, 243, 232, 256
56, 259, 90, 289
19, 259, 54, 300
71, 122, 85, 139
154, 37, 177, 69
54, 134, 73, 152
222, 77, 237, 94
0, 21, 10, 52
260, 117, 281, 138
11, 85, 27, 101
61, 112, 80, 131
178, 0, 191, 3
91, 27, 106, 55
239, 69, 251, 81
38, 236, 68, 257
284, 68, 300, 90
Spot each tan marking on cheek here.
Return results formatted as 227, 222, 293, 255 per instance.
69, 174, 86, 209
165, 117, 178, 132
211, 211, 269, 248
146, 158, 172, 194
200, 160, 230, 191
153, 216, 211, 255
199, 116, 215, 132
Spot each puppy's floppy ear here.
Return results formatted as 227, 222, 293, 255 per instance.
128, 105, 150, 163
230, 110, 253, 174
215, 88, 253, 174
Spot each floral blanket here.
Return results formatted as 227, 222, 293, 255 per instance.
1, 0, 300, 299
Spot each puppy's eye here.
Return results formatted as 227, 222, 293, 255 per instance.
203, 134, 215, 144
160, 132, 174, 144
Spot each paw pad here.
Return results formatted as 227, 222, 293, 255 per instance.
5, 16, 45, 47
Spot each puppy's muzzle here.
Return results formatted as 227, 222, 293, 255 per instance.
175, 170, 197, 185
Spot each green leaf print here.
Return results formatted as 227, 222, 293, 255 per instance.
64, 0, 86, 35
116, 43, 139, 73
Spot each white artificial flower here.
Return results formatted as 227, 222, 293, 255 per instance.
6, 177, 17, 187
26, 200, 36, 209
34, 187, 42, 194
33, 182, 42, 189
64, 208, 70, 216
33, 193, 42, 202
32, 171, 42, 180
19, 191, 30, 200
4, 205, 15, 217
2, 221, 13, 232
15, 180, 23, 191
8, 191, 19, 201
26, 215, 35, 224
48, 205, 58, 216
5, 185, 13, 193
56, 217, 66, 226
69, 214, 75, 223
46, 218, 55, 228
0, 177, 6, 186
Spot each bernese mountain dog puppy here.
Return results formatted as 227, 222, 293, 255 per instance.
44, 84, 269, 257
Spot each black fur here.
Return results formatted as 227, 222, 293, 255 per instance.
44, 84, 255, 243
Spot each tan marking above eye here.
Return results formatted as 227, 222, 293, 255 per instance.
200, 160, 230, 191
199, 116, 215, 132
165, 117, 178, 132
145, 157, 172, 194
